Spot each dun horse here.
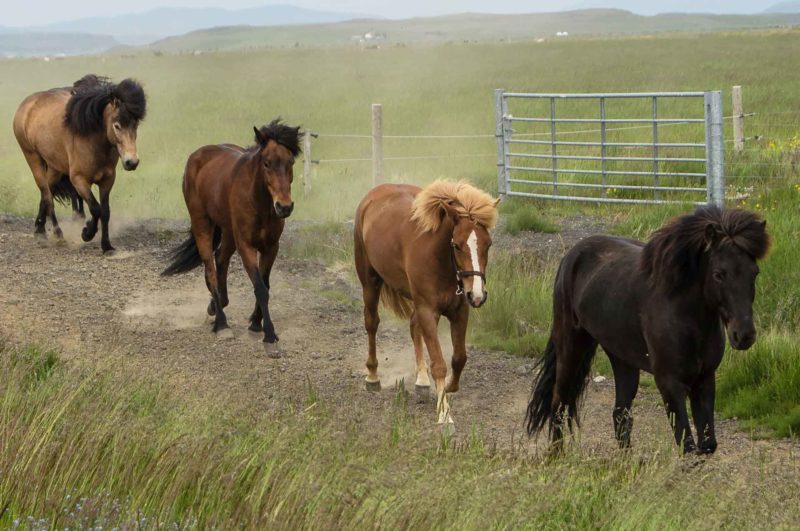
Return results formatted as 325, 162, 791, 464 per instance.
13, 74, 146, 252
526, 206, 769, 454
162, 120, 301, 351
354, 180, 499, 425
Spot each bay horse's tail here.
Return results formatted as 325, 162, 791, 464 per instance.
526, 252, 596, 438
379, 284, 414, 320
161, 226, 221, 276
51, 174, 76, 206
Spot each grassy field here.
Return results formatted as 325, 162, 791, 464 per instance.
2, 342, 799, 529
1, 27, 800, 527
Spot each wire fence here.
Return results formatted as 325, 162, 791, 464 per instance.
301, 97, 798, 203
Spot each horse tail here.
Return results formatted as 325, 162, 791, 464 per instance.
526, 252, 596, 437
379, 284, 414, 320
526, 336, 558, 436
51, 174, 76, 206
161, 226, 221, 276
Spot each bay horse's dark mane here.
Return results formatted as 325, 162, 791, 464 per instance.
252, 119, 302, 157
64, 74, 146, 136
640, 205, 770, 292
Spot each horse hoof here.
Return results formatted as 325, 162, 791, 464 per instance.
248, 322, 263, 333
263, 341, 282, 359
414, 384, 431, 401
216, 328, 234, 341
102, 248, 116, 256
438, 419, 456, 437
365, 379, 381, 392
207, 302, 216, 317
54, 228, 64, 239
81, 231, 94, 242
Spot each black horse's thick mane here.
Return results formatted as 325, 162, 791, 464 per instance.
640, 205, 770, 292
64, 74, 146, 136
252, 119, 302, 157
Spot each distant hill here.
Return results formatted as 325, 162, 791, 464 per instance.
764, 1, 800, 13
0, 32, 118, 57
3, 4, 373, 46
146, 9, 800, 53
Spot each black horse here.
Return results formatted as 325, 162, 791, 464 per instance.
526, 206, 769, 455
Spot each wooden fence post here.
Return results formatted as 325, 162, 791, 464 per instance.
303, 131, 312, 196
732, 85, 744, 153
372, 103, 383, 186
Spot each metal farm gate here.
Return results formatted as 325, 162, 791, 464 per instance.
494, 90, 725, 206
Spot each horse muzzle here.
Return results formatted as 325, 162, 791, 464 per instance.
728, 325, 756, 351
467, 290, 488, 309
122, 158, 139, 171
274, 201, 294, 218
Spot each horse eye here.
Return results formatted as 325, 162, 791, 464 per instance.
264, 161, 271, 169
113, 122, 121, 130
453, 243, 461, 251
712, 270, 726, 282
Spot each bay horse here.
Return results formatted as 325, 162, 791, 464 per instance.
13, 74, 146, 252
526, 206, 770, 455
354, 180, 499, 425
161, 120, 301, 350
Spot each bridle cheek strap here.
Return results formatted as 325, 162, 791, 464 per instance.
450, 240, 486, 296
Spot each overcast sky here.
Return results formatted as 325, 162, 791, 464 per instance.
2, 0, 768, 27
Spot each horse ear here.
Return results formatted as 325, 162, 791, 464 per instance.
253, 126, 266, 147
493, 197, 502, 207
704, 223, 720, 246
441, 199, 461, 224
760, 219, 767, 230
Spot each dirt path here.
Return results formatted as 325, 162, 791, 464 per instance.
0, 213, 797, 471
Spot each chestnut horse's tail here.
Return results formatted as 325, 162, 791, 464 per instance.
161, 226, 221, 276
379, 284, 414, 320
51, 174, 76, 206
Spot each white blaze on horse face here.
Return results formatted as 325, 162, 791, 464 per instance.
467, 230, 484, 301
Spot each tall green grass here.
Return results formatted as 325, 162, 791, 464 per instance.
2, 341, 799, 529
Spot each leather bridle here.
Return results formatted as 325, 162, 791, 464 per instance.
450, 240, 486, 297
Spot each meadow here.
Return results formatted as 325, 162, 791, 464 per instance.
1, 27, 799, 527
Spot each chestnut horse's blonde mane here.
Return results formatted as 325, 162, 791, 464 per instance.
410, 180, 498, 233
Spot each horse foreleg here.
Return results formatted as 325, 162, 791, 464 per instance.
655, 374, 697, 455
689, 372, 717, 455
608, 354, 640, 449
239, 245, 278, 349
98, 177, 115, 253
417, 307, 452, 426
246, 244, 279, 341
71, 177, 101, 244
445, 304, 469, 394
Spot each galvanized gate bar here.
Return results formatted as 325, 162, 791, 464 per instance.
495, 89, 725, 206
508, 140, 706, 148
503, 91, 707, 98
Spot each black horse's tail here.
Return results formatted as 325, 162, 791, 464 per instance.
526, 337, 558, 436
161, 226, 221, 276
526, 253, 596, 438
51, 174, 76, 206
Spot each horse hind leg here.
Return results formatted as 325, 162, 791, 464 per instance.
195, 221, 230, 338
410, 310, 430, 396
362, 272, 382, 391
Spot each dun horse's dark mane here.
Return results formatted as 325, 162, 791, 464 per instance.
252, 119, 302, 157
640, 205, 770, 292
64, 74, 146, 136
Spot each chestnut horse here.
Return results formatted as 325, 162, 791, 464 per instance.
161, 120, 301, 351
354, 180, 499, 425
526, 206, 769, 455
13, 74, 146, 252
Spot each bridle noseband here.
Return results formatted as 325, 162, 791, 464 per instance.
450, 240, 486, 297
